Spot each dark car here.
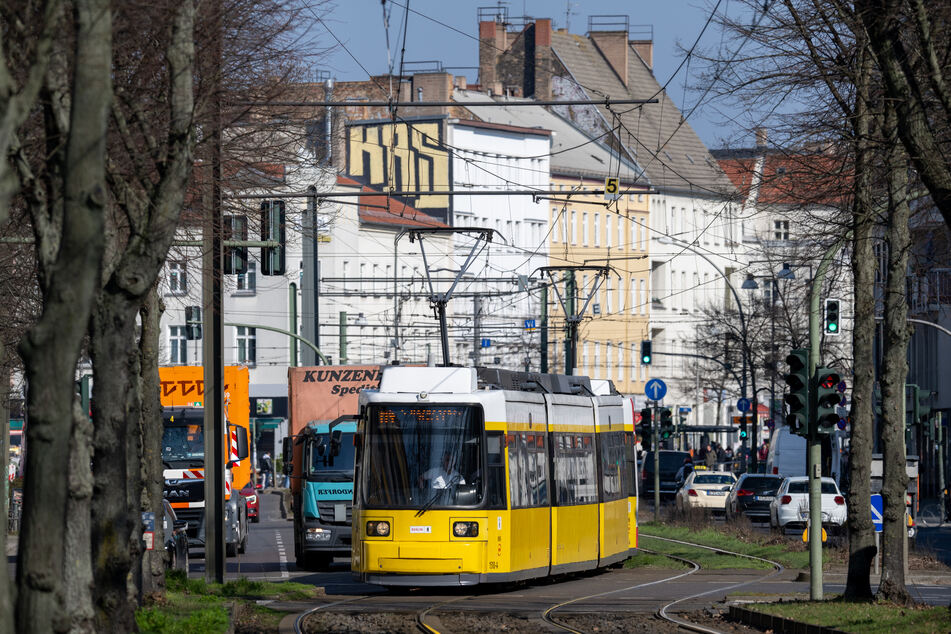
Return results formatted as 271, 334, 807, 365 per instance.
163, 500, 189, 571
641, 450, 691, 498
241, 484, 259, 523
725, 473, 784, 522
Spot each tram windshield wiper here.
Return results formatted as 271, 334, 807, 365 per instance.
414, 474, 461, 518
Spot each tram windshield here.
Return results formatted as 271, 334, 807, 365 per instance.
363, 404, 483, 509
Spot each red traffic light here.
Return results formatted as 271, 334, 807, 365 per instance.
819, 373, 841, 389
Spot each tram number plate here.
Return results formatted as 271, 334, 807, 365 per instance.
410, 526, 432, 534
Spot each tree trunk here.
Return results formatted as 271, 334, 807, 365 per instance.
63, 397, 95, 632
138, 285, 166, 599
89, 291, 142, 632
878, 102, 914, 606
844, 39, 876, 601
15, 0, 110, 630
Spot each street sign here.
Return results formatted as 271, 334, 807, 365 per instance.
837, 380, 847, 393
766, 419, 775, 431
480, 338, 491, 348
737, 397, 751, 412
604, 176, 620, 200
801, 527, 827, 543
644, 378, 667, 401
871, 494, 883, 533
523, 319, 536, 331
679, 407, 692, 413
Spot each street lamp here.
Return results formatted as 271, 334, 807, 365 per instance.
656, 236, 751, 452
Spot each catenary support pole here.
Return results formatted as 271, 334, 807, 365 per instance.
939, 412, 946, 522
654, 400, 661, 523
540, 285, 548, 373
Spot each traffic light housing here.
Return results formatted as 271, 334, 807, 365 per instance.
185, 305, 202, 340
824, 299, 840, 335
224, 214, 248, 275
784, 349, 809, 436
638, 408, 653, 452
261, 199, 286, 276
813, 367, 842, 433
739, 419, 748, 440
640, 340, 652, 365
917, 388, 934, 436
659, 408, 673, 439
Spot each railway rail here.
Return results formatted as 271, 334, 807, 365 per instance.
292, 534, 785, 634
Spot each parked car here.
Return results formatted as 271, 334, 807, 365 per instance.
769, 476, 847, 533
641, 450, 692, 499
163, 500, 189, 571
725, 473, 784, 522
241, 484, 259, 523
674, 470, 737, 513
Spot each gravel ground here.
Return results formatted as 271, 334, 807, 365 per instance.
301, 607, 765, 633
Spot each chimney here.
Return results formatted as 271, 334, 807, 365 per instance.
410, 72, 453, 115
534, 19, 553, 100
755, 127, 768, 149
630, 40, 653, 71
479, 20, 508, 90
590, 31, 630, 87
454, 75, 468, 90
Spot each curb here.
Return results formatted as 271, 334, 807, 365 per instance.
728, 605, 847, 634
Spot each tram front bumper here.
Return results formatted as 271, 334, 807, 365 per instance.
361, 540, 486, 578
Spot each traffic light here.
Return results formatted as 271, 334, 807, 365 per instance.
917, 388, 934, 436
185, 305, 202, 340
224, 214, 248, 275
261, 199, 286, 275
784, 349, 809, 436
739, 419, 748, 440
824, 299, 840, 335
638, 408, 653, 452
659, 408, 673, 439
640, 340, 652, 365
813, 367, 842, 433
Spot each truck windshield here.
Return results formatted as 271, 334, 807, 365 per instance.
305, 432, 356, 480
363, 404, 483, 509
163, 424, 204, 465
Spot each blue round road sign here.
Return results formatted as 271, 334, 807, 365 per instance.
736, 397, 751, 413
644, 378, 668, 401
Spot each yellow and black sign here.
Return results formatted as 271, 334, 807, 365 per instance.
347, 120, 450, 219
604, 176, 620, 200
801, 527, 827, 542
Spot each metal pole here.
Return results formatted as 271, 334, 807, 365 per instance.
939, 412, 946, 522
241, 97, 660, 108
654, 401, 661, 522
309, 186, 320, 364
339, 312, 348, 364
437, 303, 450, 366
567, 272, 576, 374
473, 295, 481, 367
540, 285, 549, 374
807, 237, 846, 600
289, 283, 298, 367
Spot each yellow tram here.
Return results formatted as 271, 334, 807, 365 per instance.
352, 366, 639, 586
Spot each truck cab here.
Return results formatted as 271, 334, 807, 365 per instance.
286, 416, 356, 569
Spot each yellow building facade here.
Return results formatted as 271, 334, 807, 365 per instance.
547, 176, 651, 396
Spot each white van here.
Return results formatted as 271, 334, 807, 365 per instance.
766, 425, 847, 486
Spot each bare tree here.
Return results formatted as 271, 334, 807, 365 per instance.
13, 0, 111, 631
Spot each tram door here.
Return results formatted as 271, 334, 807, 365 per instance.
505, 398, 551, 576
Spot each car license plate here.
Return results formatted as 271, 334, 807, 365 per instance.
707, 491, 725, 496
755, 495, 774, 502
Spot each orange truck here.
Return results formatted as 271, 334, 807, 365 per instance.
159, 366, 251, 555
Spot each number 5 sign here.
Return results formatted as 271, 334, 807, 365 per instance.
604, 177, 621, 200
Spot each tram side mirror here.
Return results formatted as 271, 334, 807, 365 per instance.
282, 436, 293, 475
316, 443, 326, 457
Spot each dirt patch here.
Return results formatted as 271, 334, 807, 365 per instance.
554, 609, 764, 633
300, 610, 418, 633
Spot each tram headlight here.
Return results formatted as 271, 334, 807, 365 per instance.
366, 521, 390, 537
452, 521, 479, 538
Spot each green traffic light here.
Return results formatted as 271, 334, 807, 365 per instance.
642, 355, 651, 364
828, 323, 837, 332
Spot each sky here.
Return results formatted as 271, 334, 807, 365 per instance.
309, 0, 755, 150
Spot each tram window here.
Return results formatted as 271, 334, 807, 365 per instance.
599, 432, 625, 502
508, 432, 549, 508
553, 432, 597, 506
624, 432, 638, 497
485, 432, 506, 510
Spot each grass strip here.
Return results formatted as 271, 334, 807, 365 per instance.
639, 522, 810, 569
631, 533, 772, 570
136, 570, 322, 633
752, 599, 951, 634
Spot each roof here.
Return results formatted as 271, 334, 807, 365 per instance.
336, 175, 448, 229
451, 117, 552, 137
452, 90, 649, 186
717, 152, 851, 208
549, 31, 734, 195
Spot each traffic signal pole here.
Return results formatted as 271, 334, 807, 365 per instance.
653, 401, 660, 522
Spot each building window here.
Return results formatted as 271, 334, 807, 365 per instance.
616, 215, 622, 250
571, 211, 577, 244
630, 277, 637, 314
774, 220, 790, 241
168, 261, 187, 295
582, 212, 589, 246
606, 277, 613, 313
236, 326, 256, 365
169, 326, 187, 364
606, 342, 613, 379
553, 207, 560, 242
606, 214, 612, 248
236, 262, 256, 293
617, 342, 623, 382
594, 342, 601, 375
594, 213, 600, 247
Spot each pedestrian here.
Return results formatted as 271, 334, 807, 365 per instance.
758, 441, 769, 463
704, 444, 716, 469
260, 450, 273, 489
